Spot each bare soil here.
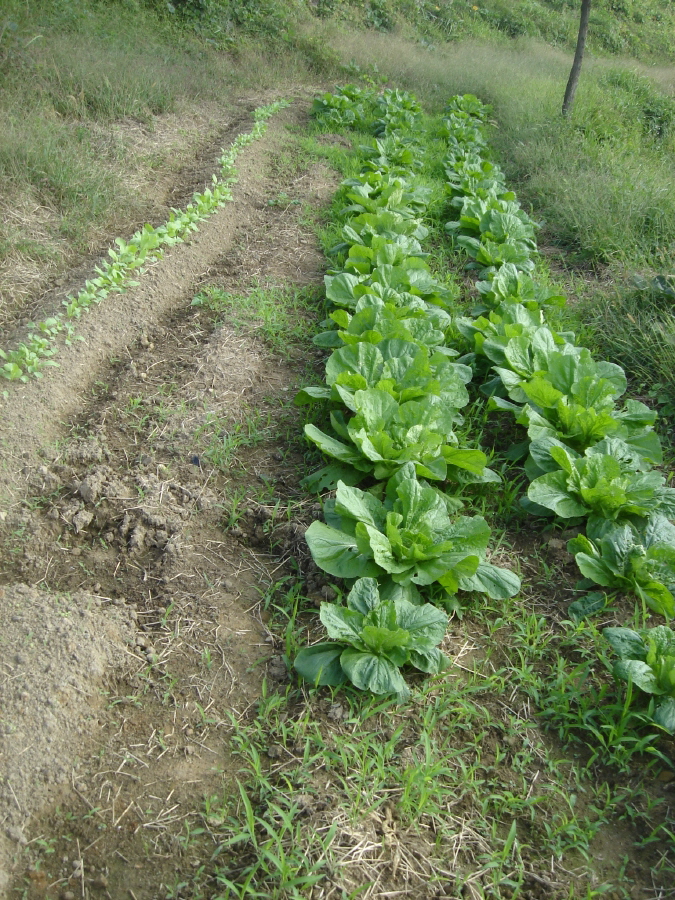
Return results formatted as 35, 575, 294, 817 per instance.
0, 94, 338, 898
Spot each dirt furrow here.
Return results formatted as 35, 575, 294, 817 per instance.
0, 98, 339, 898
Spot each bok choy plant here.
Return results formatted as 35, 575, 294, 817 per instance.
293, 577, 448, 700
303, 388, 490, 484
305, 463, 520, 605
604, 625, 675, 732
568, 515, 675, 618
526, 444, 675, 524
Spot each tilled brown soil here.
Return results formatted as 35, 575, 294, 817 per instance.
0, 95, 338, 898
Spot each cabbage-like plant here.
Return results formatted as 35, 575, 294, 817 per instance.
604, 626, 675, 733
304, 463, 520, 602
294, 577, 448, 700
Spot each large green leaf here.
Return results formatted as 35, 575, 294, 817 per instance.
644, 514, 675, 548
595, 360, 628, 397
325, 272, 362, 308
346, 577, 381, 614
361, 624, 411, 655
445, 515, 492, 553
394, 601, 448, 646
304, 424, 367, 468
654, 697, 675, 733
334, 482, 386, 530
568, 592, 608, 622
313, 330, 343, 349
502, 334, 535, 377
340, 648, 410, 697
522, 377, 563, 409
648, 625, 675, 659
326, 343, 384, 387
363, 524, 410, 575
305, 521, 380, 579
408, 646, 447, 674
294, 643, 346, 686
320, 604, 365, 644
294, 385, 332, 405
603, 627, 646, 660
395, 469, 441, 530
638, 581, 675, 618
441, 446, 487, 475
436, 554, 481, 594
614, 659, 660, 694
352, 387, 399, 430
527, 471, 589, 518
458, 561, 521, 599
573, 552, 617, 588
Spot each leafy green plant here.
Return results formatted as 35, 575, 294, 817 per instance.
305, 463, 520, 604
475, 263, 566, 313
293, 576, 448, 699
466, 314, 660, 464
303, 388, 490, 484
487, 347, 661, 467
312, 84, 376, 130
526, 444, 675, 524
339, 171, 431, 219
296, 338, 471, 409
313, 294, 450, 353
359, 135, 424, 176
604, 625, 675, 732
568, 515, 675, 619
333, 209, 430, 255
324, 261, 455, 312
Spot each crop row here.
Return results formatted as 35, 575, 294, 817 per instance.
294, 85, 675, 734
293, 87, 520, 700
0, 100, 290, 384
440, 94, 675, 732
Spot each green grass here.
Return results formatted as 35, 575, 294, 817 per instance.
176, 573, 674, 899
576, 282, 675, 433
197, 408, 275, 469
302, 0, 675, 62
191, 284, 325, 358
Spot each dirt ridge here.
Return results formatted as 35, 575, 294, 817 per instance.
0, 97, 298, 505
0, 94, 340, 898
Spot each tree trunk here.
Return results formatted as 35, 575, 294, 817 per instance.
562, 0, 592, 116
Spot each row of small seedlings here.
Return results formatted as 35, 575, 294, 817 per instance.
293, 86, 675, 734
0, 101, 289, 382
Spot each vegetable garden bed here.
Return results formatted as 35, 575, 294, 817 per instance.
2, 86, 674, 899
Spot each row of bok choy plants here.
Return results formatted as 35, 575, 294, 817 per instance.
293, 85, 675, 737
441, 94, 675, 734
292, 87, 521, 701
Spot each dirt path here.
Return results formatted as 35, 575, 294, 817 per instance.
0, 95, 339, 898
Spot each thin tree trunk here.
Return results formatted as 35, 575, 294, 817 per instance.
562, 0, 592, 116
